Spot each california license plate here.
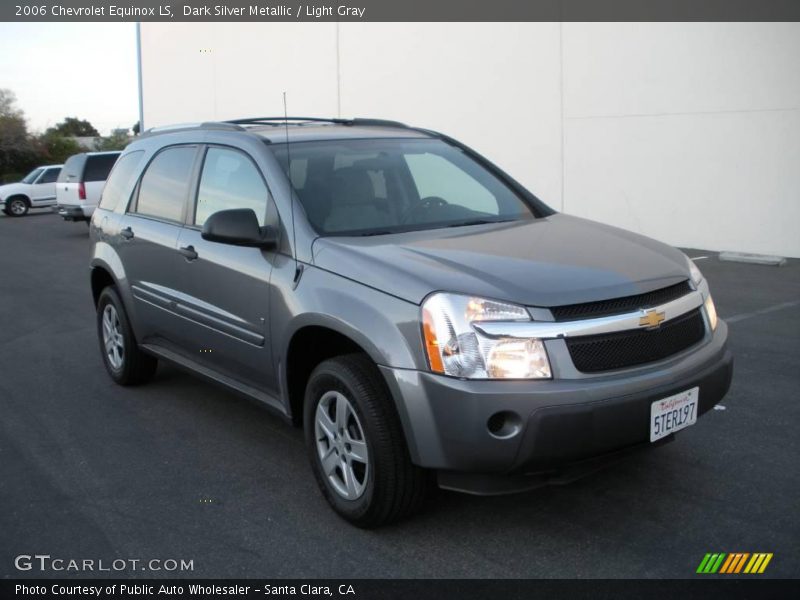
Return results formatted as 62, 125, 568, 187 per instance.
650, 387, 699, 442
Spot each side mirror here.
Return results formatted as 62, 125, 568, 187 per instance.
201, 208, 278, 249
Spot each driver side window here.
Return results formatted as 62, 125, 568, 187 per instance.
38, 168, 61, 184
405, 153, 499, 215
195, 147, 268, 227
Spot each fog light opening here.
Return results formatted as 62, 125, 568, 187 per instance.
487, 411, 522, 439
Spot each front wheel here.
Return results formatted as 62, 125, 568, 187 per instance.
96, 286, 157, 385
304, 354, 430, 527
7, 197, 29, 216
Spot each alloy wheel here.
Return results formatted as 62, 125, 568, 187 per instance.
102, 304, 125, 370
9, 199, 26, 215
314, 391, 370, 500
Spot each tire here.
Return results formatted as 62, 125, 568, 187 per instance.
97, 286, 157, 385
304, 354, 429, 527
7, 196, 29, 217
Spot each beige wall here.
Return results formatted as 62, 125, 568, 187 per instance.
140, 22, 800, 257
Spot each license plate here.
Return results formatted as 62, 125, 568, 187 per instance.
650, 387, 699, 442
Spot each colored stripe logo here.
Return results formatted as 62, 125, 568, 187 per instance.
697, 553, 773, 574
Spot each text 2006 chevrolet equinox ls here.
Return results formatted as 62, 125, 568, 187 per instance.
89, 118, 732, 527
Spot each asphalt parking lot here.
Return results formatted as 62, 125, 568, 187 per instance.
1, 211, 798, 579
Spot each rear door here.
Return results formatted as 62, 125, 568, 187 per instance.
175, 145, 279, 391
57, 154, 86, 207
29, 167, 60, 206
115, 145, 200, 347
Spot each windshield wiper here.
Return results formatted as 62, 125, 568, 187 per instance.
446, 218, 514, 228
352, 219, 514, 236
356, 230, 395, 237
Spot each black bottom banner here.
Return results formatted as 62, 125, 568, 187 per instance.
2, 579, 799, 600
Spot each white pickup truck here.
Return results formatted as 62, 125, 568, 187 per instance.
0, 165, 63, 216
56, 151, 120, 223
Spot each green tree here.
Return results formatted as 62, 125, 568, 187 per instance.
132, 120, 141, 135
0, 88, 23, 118
46, 116, 99, 137
0, 89, 37, 180
96, 129, 131, 151
34, 132, 83, 165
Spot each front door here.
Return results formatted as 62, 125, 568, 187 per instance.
175, 145, 278, 392
30, 167, 60, 205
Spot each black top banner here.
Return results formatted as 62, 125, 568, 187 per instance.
4, 0, 800, 22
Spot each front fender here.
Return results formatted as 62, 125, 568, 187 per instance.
275, 265, 425, 373
271, 264, 427, 455
0, 183, 29, 201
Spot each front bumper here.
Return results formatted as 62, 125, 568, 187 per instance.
380, 320, 732, 493
55, 204, 90, 221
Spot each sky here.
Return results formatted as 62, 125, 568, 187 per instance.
0, 23, 138, 136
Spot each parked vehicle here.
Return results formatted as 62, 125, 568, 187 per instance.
0, 165, 62, 216
89, 118, 732, 527
56, 151, 121, 222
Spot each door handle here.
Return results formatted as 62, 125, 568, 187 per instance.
179, 245, 198, 261
120, 227, 134, 240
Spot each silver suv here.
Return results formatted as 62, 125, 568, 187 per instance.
90, 118, 732, 527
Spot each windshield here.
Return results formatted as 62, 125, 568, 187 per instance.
273, 138, 538, 235
21, 168, 43, 184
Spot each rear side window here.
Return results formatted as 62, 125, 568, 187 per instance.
99, 151, 144, 211
38, 168, 61, 184
134, 146, 196, 222
195, 147, 268, 227
58, 154, 86, 183
84, 154, 120, 182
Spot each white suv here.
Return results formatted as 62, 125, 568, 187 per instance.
0, 165, 62, 216
56, 151, 120, 223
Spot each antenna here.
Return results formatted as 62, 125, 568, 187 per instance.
283, 92, 302, 284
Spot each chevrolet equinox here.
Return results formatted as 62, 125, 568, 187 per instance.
89, 117, 733, 527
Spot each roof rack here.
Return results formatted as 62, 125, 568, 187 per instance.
226, 117, 349, 126
143, 121, 246, 135
225, 117, 409, 129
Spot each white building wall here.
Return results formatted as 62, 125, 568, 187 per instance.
140, 22, 800, 257
562, 23, 800, 258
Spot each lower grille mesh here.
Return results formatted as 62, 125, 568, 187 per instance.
566, 308, 706, 373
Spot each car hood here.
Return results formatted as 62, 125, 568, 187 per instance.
0, 183, 28, 199
311, 214, 691, 307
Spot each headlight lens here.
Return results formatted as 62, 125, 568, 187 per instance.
704, 294, 718, 330
421, 293, 551, 379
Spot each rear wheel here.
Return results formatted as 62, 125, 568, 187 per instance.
97, 286, 157, 385
304, 354, 429, 527
7, 197, 29, 217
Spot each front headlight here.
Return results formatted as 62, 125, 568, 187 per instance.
686, 254, 704, 285
421, 293, 551, 379
704, 294, 718, 331
683, 254, 717, 329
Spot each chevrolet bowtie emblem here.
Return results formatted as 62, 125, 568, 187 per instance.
639, 309, 666, 328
